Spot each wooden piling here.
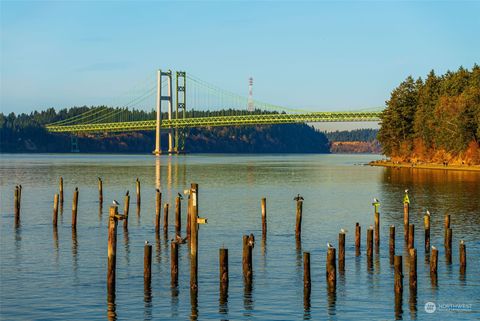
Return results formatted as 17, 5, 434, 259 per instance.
163, 203, 169, 233
366, 227, 373, 260
295, 198, 303, 240
175, 195, 181, 237
242, 235, 254, 283
107, 206, 119, 300
219, 248, 229, 295
389, 225, 395, 265
430, 246, 438, 284
144, 242, 152, 286
136, 178, 141, 206
394, 255, 403, 295
404, 202, 409, 242
59, 177, 64, 204
326, 246, 336, 291
261, 197, 267, 240
355, 223, 361, 256
14, 186, 20, 226
72, 187, 79, 228
303, 252, 311, 290
409, 248, 417, 291
155, 189, 161, 233
445, 228, 452, 264
98, 177, 103, 204
408, 224, 414, 250
123, 191, 130, 228
374, 211, 380, 248
190, 183, 199, 291
186, 193, 192, 241
338, 232, 345, 272
459, 240, 466, 274
53, 193, 59, 226
424, 213, 430, 252
171, 241, 179, 286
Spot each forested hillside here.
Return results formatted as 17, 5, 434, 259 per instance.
378, 65, 480, 165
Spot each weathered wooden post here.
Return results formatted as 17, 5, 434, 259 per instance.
403, 190, 410, 242
175, 195, 181, 237
190, 183, 199, 291
394, 255, 403, 295
355, 222, 361, 256
304, 251, 311, 291
372, 198, 380, 248
408, 224, 414, 250
171, 241, 179, 286
144, 241, 152, 287
59, 177, 64, 205
444, 214, 451, 246
445, 228, 452, 264
186, 191, 191, 241
123, 191, 130, 228
424, 211, 430, 252
14, 186, 20, 226
295, 195, 303, 241
136, 178, 141, 206
459, 240, 466, 274
326, 245, 336, 292
155, 189, 161, 233
338, 230, 345, 272
163, 203, 169, 233
72, 187, 79, 228
53, 193, 59, 226
242, 234, 254, 284
409, 248, 417, 292
98, 177, 103, 205
219, 248, 229, 297
430, 246, 438, 285
261, 198, 267, 240
107, 205, 124, 301
367, 227, 373, 266
389, 225, 395, 265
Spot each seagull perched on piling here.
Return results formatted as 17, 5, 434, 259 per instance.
177, 193, 184, 200
432, 245, 437, 250
405, 189, 408, 194
294, 194, 304, 201
340, 228, 347, 234
145, 240, 149, 245
373, 198, 379, 203
113, 200, 120, 206
426, 210, 431, 216
460, 240, 464, 245
327, 242, 334, 248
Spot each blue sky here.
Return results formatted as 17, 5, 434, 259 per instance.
1, 1, 479, 116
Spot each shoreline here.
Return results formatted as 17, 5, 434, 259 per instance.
369, 160, 480, 172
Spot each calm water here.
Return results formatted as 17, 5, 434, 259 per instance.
1, 153, 479, 320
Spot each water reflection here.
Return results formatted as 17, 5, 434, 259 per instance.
327, 289, 336, 317
107, 297, 117, 321
394, 293, 403, 320
53, 226, 59, 264
144, 282, 152, 321
72, 227, 78, 281
190, 289, 198, 321
123, 226, 130, 265
243, 281, 254, 318
409, 288, 417, 320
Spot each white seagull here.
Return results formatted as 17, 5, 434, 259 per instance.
405, 189, 408, 194
426, 210, 431, 216
340, 228, 347, 234
145, 240, 149, 245
373, 198, 379, 203
327, 242, 334, 248
113, 200, 120, 206
432, 246, 437, 250
460, 240, 464, 245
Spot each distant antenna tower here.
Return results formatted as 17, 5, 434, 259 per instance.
248, 77, 254, 112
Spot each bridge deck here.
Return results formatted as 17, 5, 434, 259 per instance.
46, 112, 381, 133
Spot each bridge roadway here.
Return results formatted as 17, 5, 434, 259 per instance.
46, 111, 382, 133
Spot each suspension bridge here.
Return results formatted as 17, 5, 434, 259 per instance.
45, 70, 382, 154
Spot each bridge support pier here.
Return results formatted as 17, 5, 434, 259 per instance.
153, 69, 173, 156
